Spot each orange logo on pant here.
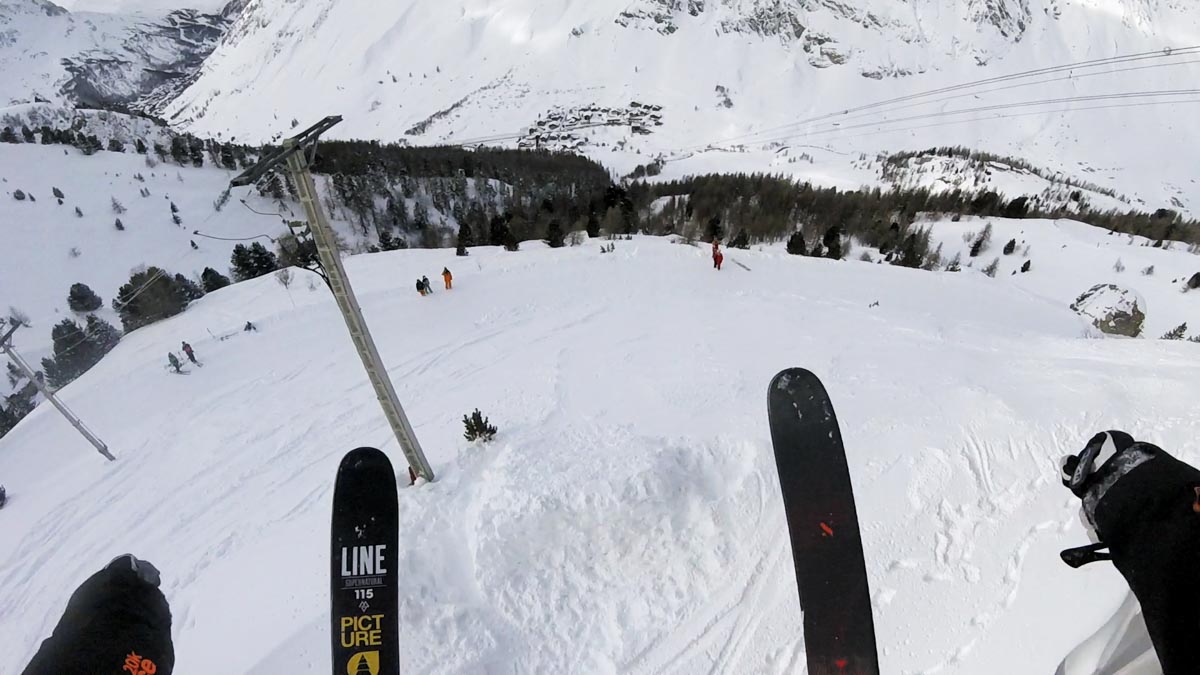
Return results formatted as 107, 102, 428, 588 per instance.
347, 650, 380, 675
123, 652, 157, 675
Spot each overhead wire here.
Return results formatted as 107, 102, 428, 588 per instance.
738, 89, 1200, 147
706, 57, 1200, 150
678, 45, 1200, 152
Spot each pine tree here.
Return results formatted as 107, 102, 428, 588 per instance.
1021, 260, 1031, 273
1003, 238, 1017, 255
135, 139, 148, 155
170, 201, 179, 214
67, 283, 103, 313
113, 267, 189, 332
112, 197, 126, 214
52, 187, 64, 200
201, 267, 232, 292
730, 229, 750, 250
462, 409, 498, 442
1161, 323, 1188, 340
586, 211, 601, 238
41, 319, 92, 388
114, 218, 125, 231
969, 223, 993, 257
983, 257, 1001, 278
39, 316, 120, 388
823, 225, 843, 260
546, 220, 565, 248
898, 234, 922, 268
21, 126, 35, 143
174, 274, 205, 302
489, 215, 511, 247
230, 242, 280, 281
456, 223, 473, 256
276, 234, 319, 269
786, 231, 807, 255
74, 206, 83, 218
706, 217, 724, 243
107, 138, 125, 153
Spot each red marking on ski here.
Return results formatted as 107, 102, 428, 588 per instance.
835, 658, 849, 670
820, 522, 834, 537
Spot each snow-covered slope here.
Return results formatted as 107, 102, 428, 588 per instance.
0, 142, 285, 366
162, 0, 1200, 211
0, 0, 235, 112
1, 235, 1198, 674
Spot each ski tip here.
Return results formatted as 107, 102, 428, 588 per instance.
337, 446, 394, 472
769, 367, 821, 394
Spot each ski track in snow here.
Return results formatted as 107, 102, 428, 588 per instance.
1, 236, 1198, 673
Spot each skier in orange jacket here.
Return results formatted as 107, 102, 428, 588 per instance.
442, 267, 453, 290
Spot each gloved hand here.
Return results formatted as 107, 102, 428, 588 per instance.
23, 554, 173, 675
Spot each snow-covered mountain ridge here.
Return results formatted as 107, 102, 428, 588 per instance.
151, 0, 1200, 214
0, 0, 239, 113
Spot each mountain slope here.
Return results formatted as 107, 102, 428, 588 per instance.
0, 0, 236, 112
1, 235, 1198, 673
162, 0, 1200, 212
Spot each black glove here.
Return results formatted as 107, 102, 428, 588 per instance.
23, 554, 173, 675
1060, 431, 1200, 675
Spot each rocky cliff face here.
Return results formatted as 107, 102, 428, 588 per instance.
0, 0, 240, 113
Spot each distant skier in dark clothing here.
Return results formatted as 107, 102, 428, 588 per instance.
416, 278, 426, 296
0, 485, 6, 508
422, 276, 433, 295
243, 321, 257, 332
1060, 431, 1200, 675
181, 342, 197, 365
22, 554, 174, 675
167, 353, 182, 374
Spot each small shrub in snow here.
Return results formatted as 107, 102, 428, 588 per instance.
172, 214, 182, 226
1021, 260, 1031, 273
111, 197, 126, 214
1113, 258, 1125, 273
68, 247, 81, 259
969, 224, 993, 258
275, 268, 294, 290
462, 409, 498, 443
115, 218, 125, 231
201, 267, 231, 293
945, 252, 963, 272
74, 206, 83, 218
1161, 323, 1188, 340
786, 231, 807, 255
67, 283, 102, 312
12, 190, 25, 201
1003, 238, 1016, 255
52, 187, 64, 199
8, 306, 31, 328
859, 251, 873, 262
1189, 272, 1200, 290
983, 257, 1000, 278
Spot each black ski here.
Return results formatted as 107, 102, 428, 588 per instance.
767, 368, 879, 675
331, 447, 400, 675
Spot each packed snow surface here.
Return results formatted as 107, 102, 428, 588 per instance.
1, 235, 1198, 674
